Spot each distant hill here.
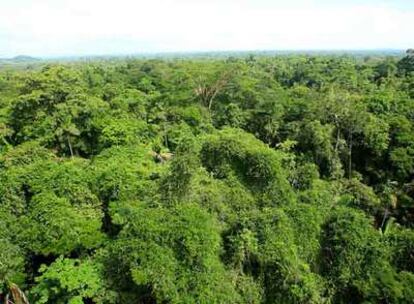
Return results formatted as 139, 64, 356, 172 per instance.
11, 55, 40, 62
0, 55, 40, 65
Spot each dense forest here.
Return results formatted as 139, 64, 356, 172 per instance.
0, 50, 414, 303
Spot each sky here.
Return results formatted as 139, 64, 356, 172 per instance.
0, 0, 413, 58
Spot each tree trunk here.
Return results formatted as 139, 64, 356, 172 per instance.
348, 130, 353, 179
67, 135, 74, 157
335, 126, 340, 153
380, 208, 389, 232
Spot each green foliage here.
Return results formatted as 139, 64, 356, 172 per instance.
99, 118, 149, 148
201, 128, 295, 205
338, 178, 383, 215
321, 207, 412, 303
20, 191, 104, 255
224, 208, 327, 303
296, 120, 343, 178
106, 203, 239, 303
161, 135, 200, 201
1, 54, 414, 303
398, 49, 414, 75
387, 226, 414, 273
0, 238, 26, 292
31, 257, 115, 304
8, 66, 109, 156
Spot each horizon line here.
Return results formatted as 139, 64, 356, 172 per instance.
1, 48, 408, 60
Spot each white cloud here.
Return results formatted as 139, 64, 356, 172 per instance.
0, 0, 413, 57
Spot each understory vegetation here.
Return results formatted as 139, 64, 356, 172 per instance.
0, 50, 414, 303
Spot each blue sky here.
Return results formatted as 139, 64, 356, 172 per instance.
0, 0, 413, 57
